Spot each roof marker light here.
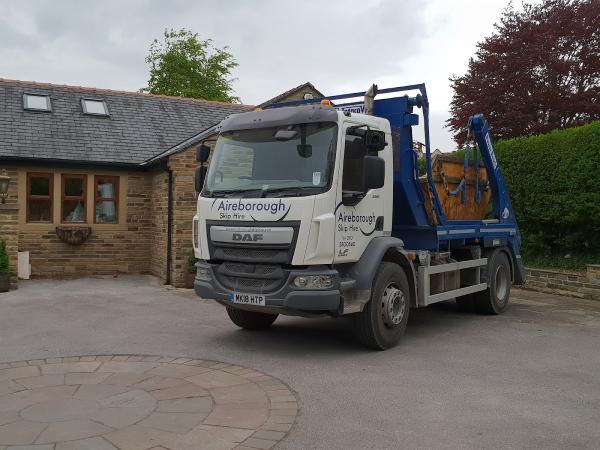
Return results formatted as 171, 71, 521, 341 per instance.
320, 99, 332, 106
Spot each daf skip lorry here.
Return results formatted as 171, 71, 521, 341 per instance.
192, 84, 524, 349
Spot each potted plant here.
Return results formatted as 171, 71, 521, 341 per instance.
0, 240, 10, 292
183, 251, 197, 288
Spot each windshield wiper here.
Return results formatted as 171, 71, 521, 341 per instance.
206, 186, 322, 198
205, 189, 265, 198
261, 186, 322, 197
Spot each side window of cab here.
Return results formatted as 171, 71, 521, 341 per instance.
341, 126, 387, 199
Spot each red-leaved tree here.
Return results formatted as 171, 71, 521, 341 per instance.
448, 0, 600, 145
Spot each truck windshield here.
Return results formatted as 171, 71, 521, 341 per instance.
203, 122, 338, 197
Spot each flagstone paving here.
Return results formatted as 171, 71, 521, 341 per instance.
0, 355, 298, 450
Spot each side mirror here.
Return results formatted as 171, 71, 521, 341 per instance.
344, 135, 367, 159
196, 144, 211, 163
195, 166, 207, 192
364, 155, 385, 190
365, 130, 387, 151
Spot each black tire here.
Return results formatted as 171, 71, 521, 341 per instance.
462, 250, 512, 315
354, 262, 410, 350
226, 307, 278, 330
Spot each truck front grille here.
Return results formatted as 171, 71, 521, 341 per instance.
206, 221, 299, 265
220, 262, 280, 276
220, 276, 282, 291
215, 262, 286, 293
220, 248, 287, 262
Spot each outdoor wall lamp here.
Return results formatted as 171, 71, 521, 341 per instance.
0, 169, 10, 204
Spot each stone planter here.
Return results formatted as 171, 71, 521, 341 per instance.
182, 272, 196, 289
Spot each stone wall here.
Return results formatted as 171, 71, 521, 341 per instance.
167, 147, 199, 287
0, 169, 19, 276
524, 265, 600, 301
149, 170, 169, 283
5, 161, 197, 287
146, 149, 199, 287
17, 171, 153, 278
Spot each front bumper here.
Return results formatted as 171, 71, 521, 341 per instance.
194, 262, 341, 316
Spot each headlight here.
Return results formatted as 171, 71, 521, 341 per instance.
293, 275, 334, 289
196, 266, 212, 281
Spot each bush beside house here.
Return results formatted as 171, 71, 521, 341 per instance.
496, 121, 600, 268
447, 120, 600, 269
0, 240, 10, 292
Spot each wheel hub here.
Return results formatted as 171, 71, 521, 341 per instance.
495, 265, 509, 305
381, 284, 405, 327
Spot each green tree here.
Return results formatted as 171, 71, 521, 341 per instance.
144, 28, 239, 102
448, 0, 600, 145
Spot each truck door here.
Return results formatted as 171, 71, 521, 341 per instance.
334, 125, 386, 263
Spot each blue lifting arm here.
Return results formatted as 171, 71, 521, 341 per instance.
445, 143, 470, 204
468, 114, 515, 223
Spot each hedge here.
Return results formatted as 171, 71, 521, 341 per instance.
495, 121, 600, 263
443, 121, 600, 266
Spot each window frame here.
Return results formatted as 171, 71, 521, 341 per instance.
94, 175, 119, 224
342, 132, 369, 193
26, 172, 54, 223
61, 174, 88, 224
81, 98, 109, 116
23, 93, 52, 112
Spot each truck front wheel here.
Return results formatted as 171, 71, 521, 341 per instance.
354, 262, 410, 350
226, 307, 278, 330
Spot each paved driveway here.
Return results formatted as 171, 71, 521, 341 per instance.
1, 276, 600, 450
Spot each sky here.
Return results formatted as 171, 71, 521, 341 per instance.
0, 0, 525, 151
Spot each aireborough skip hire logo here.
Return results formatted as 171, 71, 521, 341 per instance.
212, 199, 291, 221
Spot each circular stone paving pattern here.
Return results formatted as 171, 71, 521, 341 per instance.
0, 355, 298, 450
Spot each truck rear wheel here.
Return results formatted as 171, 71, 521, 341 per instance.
458, 250, 511, 315
226, 307, 278, 330
354, 262, 410, 350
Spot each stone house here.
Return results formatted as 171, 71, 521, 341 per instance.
0, 79, 323, 287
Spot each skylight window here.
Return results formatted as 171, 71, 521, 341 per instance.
23, 94, 51, 111
81, 99, 109, 116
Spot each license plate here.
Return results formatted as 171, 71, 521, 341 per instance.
229, 292, 266, 306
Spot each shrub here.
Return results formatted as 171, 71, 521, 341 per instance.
495, 121, 600, 263
441, 121, 600, 267
0, 240, 9, 276
187, 252, 197, 274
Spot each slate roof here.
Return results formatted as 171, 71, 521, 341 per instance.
149, 82, 327, 163
0, 79, 251, 166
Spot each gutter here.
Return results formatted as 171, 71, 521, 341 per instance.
0, 156, 146, 171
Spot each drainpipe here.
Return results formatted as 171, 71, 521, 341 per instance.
166, 168, 174, 285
